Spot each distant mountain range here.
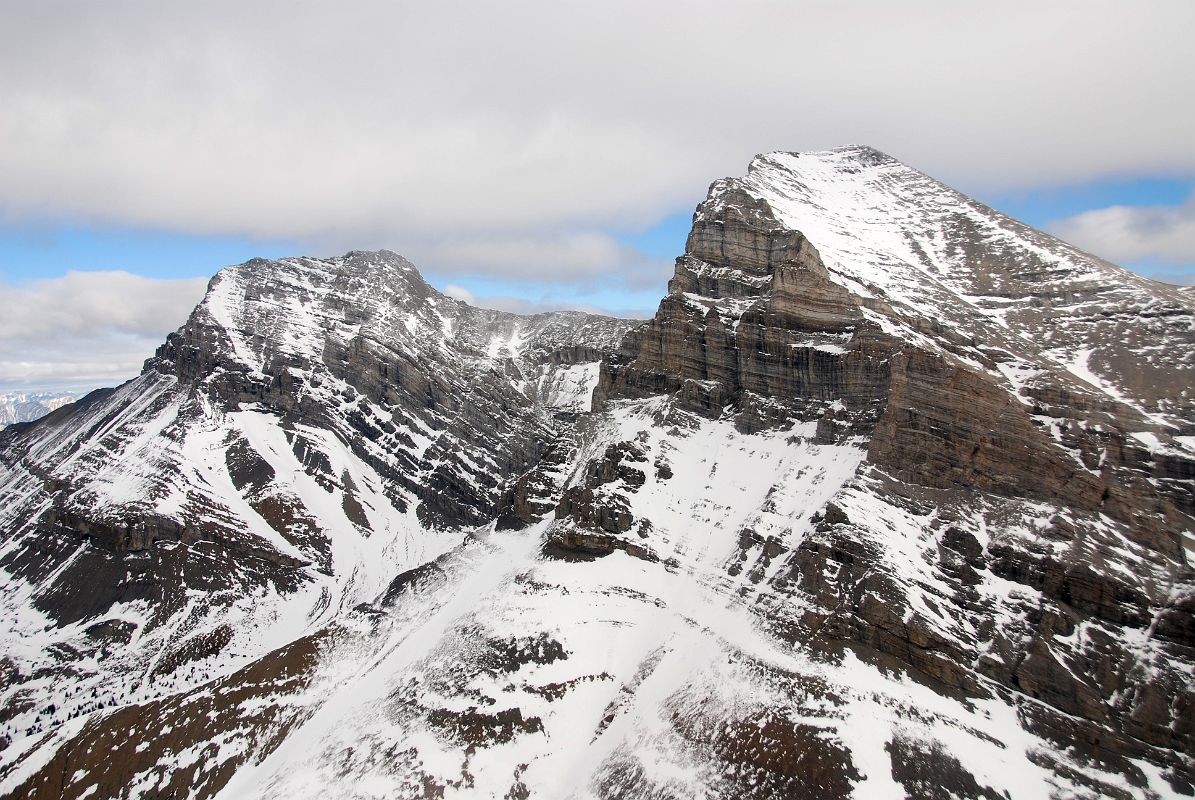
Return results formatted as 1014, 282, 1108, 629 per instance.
0, 146, 1192, 799
0, 391, 80, 429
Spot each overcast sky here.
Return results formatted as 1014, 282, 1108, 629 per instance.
1, 0, 1193, 392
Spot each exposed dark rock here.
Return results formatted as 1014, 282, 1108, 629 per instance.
6, 634, 325, 800
987, 542, 1151, 629
542, 527, 657, 562
886, 737, 1003, 800
380, 561, 448, 607
555, 487, 634, 535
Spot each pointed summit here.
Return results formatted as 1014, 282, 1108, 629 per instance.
681, 147, 1195, 425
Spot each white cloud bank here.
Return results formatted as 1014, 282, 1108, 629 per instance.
0, 272, 208, 391
2, 1, 1193, 257
1047, 194, 1195, 272
412, 232, 671, 287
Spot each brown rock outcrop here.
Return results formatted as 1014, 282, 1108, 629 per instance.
594, 187, 887, 428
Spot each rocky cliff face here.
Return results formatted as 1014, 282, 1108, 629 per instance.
1, 149, 1192, 800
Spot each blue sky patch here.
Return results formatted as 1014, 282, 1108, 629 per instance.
980, 176, 1193, 230
0, 220, 299, 283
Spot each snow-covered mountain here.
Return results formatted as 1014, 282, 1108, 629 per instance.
1, 148, 1192, 800
0, 391, 79, 429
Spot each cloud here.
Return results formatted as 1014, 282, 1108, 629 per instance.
0, 272, 208, 391
1, 0, 1192, 257
405, 232, 673, 289
440, 284, 475, 305
1047, 194, 1195, 265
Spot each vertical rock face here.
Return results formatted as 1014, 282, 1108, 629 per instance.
597, 188, 880, 421
2, 149, 1194, 800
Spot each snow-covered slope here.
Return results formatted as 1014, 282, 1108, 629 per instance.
735, 147, 1194, 428
1, 151, 1193, 800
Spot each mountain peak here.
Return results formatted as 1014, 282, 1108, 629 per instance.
339, 248, 420, 271
685, 147, 1195, 427
751, 143, 898, 170
229, 249, 423, 286
1, 153, 1193, 800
